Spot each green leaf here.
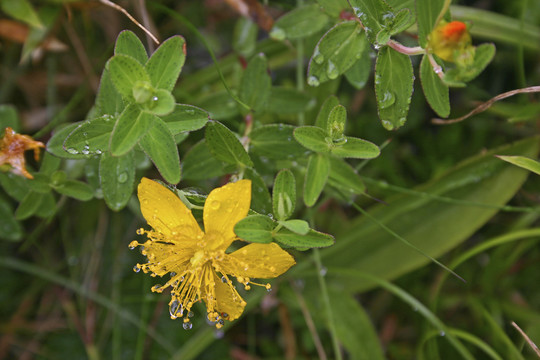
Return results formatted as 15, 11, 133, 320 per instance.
416, 0, 446, 47
239, 53, 271, 112
348, 0, 393, 43
496, 155, 540, 176
270, 5, 329, 40
39, 152, 61, 176
304, 153, 330, 207
273, 169, 296, 221
0, 172, 30, 201
420, 55, 450, 118
344, 52, 372, 90
95, 69, 124, 116
327, 104, 347, 140
308, 21, 366, 86
109, 105, 154, 156
34, 192, 56, 219
267, 87, 315, 115
234, 215, 275, 244
331, 292, 386, 360
27, 173, 51, 194
205, 121, 253, 167
46, 123, 82, 159
145, 35, 186, 92
99, 151, 135, 210
250, 124, 307, 160
182, 140, 228, 180
139, 118, 181, 184
315, 95, 340, 129
198, 91, 239, 120
52, 180, 94, 201
0, 104, 20, 133
107, 54, 150, 100
233, 17, 258, 56
319, 137, 540, 292
64, 115, 115, 156
244, 168, 272, 215
160, 104, 209, 135
375, 46, 413, 130
274, 228, 334, 249
1, 0, 43, 28
293, 126, 331, 153
0, 196, 22, 241
387, 8, 415, 35
444, 43, 496, 84
15, 191, 46, 220
315, 0, 350, 17
328, 157, 366, 194
114, 30, 148, 65
143, 88, 175, 116
331, 136, 380, 159
279, 219, 309, 235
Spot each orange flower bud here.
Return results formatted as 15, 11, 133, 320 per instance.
428, 20, 473, 64
0, 127, 45, 179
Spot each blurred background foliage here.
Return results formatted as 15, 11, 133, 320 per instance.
0, 0, 540, 359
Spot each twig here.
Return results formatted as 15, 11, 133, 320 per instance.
98, 0, 159, 45
432, 86, 540, 125
511, 321, 540, 357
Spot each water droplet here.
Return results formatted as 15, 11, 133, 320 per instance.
398, 117, 407, 126
136, 228, 144, 235
439, 331, 446, 336
95, 149, 102, 155
313, 51, 324, 65
269, 27, 286, 41
221, 275, 227, 283
379, 91, 395, 109
319, 266, 327, 276
381, 120, 394, 130
188, 311, 194, 318
307, 75, 320, 87
183, 321, 193, 330
170, 300, 182, 317
81, 145, 90, 155
185, 109, 195, 115
210, 200, 220, 210
152, 96, 159, 101
118, 172, 128, 183
326, 60, 339, 80
66, 147, 78, 155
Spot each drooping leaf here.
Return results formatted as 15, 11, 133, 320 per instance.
374, 46, 413, 130
114, 30, 148, 65
239, 53, 271, 112
270, 5, 329, 40
109, 105, 154, 156
139, 118, 181, 184
250, 124, 307, 160
145, 35, 186, 92
420, 54, 450, 118
99, 151, 135, 211
304, 153, 330, 207
308, 21, 366, 86
273, 169, 296, 221
205, 121, 253, 168
234, 215, 275, 244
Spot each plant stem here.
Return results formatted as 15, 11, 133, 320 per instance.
296, 0, 305, 126
312, 249, 342, 360
387, 40, 425, 56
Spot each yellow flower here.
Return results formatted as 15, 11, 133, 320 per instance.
130, 177, 295, 329
0, 127, 44, 179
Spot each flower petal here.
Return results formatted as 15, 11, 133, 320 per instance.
203, 179, 251, 248
138, 177, 203, 238
207, 271, 245, 321
223, 243, 296, 279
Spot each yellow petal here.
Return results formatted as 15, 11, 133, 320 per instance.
203, 179, 251, 249
207, 271, 245, 321
138, 177, 203, 239
224, 243, 295, 279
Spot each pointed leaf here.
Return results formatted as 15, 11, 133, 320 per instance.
308, 21, 366, 86
304, 153, 330, 207
331, 136, 380, 159
139, 118, 181, 184
496, 155, 540, 176
274, 228, 334, 249
273, 169, 296, 221
327, 105, 347, 140
375, 46, 413, 130
107, 54, 150, 100
294, 126, 331, 153
250, 124, 307, 160
145, 35, 186, 91
315, 95, 340, 129
205, 121, 253, 167
270, 5, 329, 40
64, 115, 115, 156
239, 53, 271, 112
109, 105, 154, 156
1, 0, 43, 28
52, 180, 94, 201
46, 123, 82, 159
279, 219, 309, 235
420, 54, 450, 118
114, 30, 148, 65
160, 104, 209, 134
95, 69, 124, 116
99, 151, 135, 210
234, 215, 275, 244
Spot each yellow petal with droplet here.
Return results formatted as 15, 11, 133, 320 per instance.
207, 271, 245, 321
224, 243, 295, 279
203, 179, 251, 249
138, 177, 203, 239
